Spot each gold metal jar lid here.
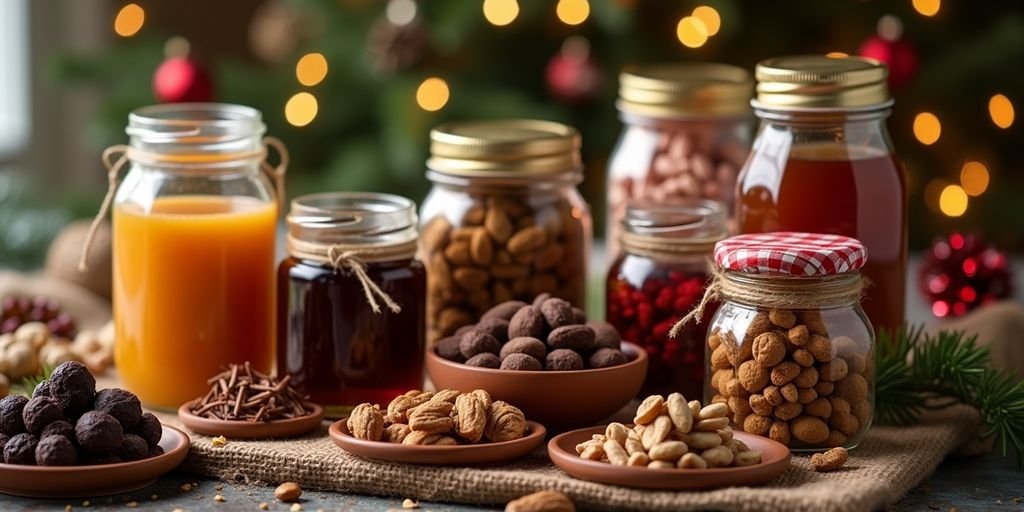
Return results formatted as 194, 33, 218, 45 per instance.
427, 119, 581, 177
617, 63, 753, 118
754, 55, 892, 110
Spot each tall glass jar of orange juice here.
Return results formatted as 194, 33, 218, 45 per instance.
101, 104, 284, 409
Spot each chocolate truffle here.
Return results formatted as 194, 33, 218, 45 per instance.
459, 331, 500, 359
500, 353, 542, 371
49, 361, 96, 417
0, 395, 29, 435
35, 435, 77, 466
435, 336, 466, 363
40, 420, 75, 441
116, 434, 149, 461
508, 306, 545, 339
499, 337, 547, 362
33, 379, 52, 398
3, 433, 38, 465
464, 353, 501, 369
473, 317, 510, 343
94, 388, 143, 429
571, 307, 587, 324
22, 395, 64, 434
531, 293, 552, 309
134, 412, 162, 449
481, 300, 528, 321
75, 411, 123, 455
545, 349, 584, 371
547, 325, 596, 352
454, 324, 476, 337
588, 348, 628, 369
539, 297, 574, 329
588, 321, 622, 350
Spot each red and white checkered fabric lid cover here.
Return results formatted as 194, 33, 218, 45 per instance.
714, 232, 867, 276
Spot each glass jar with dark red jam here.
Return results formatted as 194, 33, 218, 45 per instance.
277, 192, 425, 417
606, 199, 727, 399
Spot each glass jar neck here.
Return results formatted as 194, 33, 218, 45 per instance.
751, 105, 894, 158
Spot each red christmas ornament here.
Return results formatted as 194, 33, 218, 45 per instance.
918, 232, 1014, 318
153, 57, 213, 103
545, 36, 601, 104
858, 16, 918, 90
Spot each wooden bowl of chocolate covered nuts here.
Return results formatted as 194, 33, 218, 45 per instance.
426, 296, 648, 431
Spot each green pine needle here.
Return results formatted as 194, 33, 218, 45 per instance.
875, 325, 1024, 469
11, 365, 54, 397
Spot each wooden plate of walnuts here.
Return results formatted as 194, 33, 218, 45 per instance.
329, 389, 547, 465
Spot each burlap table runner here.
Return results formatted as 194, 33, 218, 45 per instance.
155, 404, 979, 512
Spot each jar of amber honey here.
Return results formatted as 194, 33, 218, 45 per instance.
737, 55, 907, 333
278, 192, 425, 417
97, 103, 285, 409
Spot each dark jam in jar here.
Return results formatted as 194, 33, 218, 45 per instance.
605, 200, 726, 399
276, 192, 425, 417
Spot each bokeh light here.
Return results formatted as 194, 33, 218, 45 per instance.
285, 92, 318, 127
295, 53, 328, 87
923, 179, 947, 213
483, 0, 519, 26
912, 0, 940, 16
959, 161, 990, 197
691, 6, 721, 36
416, 77, 450, 112
988, 94, 1015, 129
826, 52, 849, 58
386, 0, 417, 26
676, 17, 708, 48
939, 184, 968, 217
913, 112, 941, 145
114, 3, 145, 37
556, 0, 590, 25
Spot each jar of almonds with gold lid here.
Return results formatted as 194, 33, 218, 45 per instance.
420, 119, 592, 344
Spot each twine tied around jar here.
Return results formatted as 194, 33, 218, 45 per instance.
619, 231, 719, 262
76, 138, 289, 272
286, 235, 418, 314
669, 263, 867, 338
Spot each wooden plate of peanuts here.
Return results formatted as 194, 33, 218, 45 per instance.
547, 393, 791, 490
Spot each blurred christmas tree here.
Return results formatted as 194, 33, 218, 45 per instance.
42, 0, 1024, 261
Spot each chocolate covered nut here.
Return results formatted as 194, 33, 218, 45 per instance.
40, 420, 75, 441
547, 325, 595, 352
588, 321, 621, 350
531, 293, 552, 309
481, 301, 529, 321
436, 336, 466, 362
508, 306, 546, 339
500, 353, 543, 371
459, 331, 500, 359
465, 353, 501, 368
94, 388, 142, 429
22, 396, 63, 434
49, 361, 96, 418
134, 413, 162, 448
0, 396, 29, 435
545, 349, 584, 371
4, 433, 38, 465
588, 348, 627, 369
35, 434, 76, 466
473, 317, 510, 343
75, 411, 123, 455
116, 434, 149, 462
539, 298, 574, 328
500, 337, 547, 362
571, 307, 587, 324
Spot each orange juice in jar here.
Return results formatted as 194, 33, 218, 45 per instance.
99, 104, 284, 409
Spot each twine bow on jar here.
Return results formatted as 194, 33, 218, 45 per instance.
77, 137, 289, 272
286, 234, 418, 314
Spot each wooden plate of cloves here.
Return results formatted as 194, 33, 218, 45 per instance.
176, 363, 324, 439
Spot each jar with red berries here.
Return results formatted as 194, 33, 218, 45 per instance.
605, 199, 727, 399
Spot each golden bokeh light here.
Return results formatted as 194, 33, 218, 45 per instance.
114, 3, 145, 37
923, 179, 947, 213
959, 161, 990, 197
939, 184, 968, 217
676, 17, 708, 49
912, 112, 941, 145
988, 93, 1015, 129
912, 0, 941, 16
483, 0, 519, 26
416, 77, 450, 112
285, 92, 318, 127
556, 0, 590, 25
826, 52, 849, 58
295, 53, 328, 87
691, 6, 721, 36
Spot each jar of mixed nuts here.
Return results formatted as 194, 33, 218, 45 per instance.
607, 63, 754, 255
605, 199, 726, 399
694, 232, 874, 451
420, 120, 592, 344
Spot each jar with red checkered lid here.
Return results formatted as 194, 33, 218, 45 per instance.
677, 231, 874, 451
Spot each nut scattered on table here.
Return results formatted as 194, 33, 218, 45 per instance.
402, 498, 420, 509
577, 393, 762, 470
275, 482, 302, 502
347, 389, 527, 445
505, 490, 576, 512
810, 447, 849, 472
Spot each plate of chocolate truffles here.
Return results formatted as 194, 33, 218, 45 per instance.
426, 294, 648, 431
0, 362, 190, 498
